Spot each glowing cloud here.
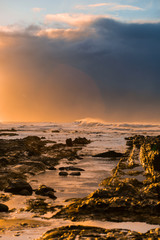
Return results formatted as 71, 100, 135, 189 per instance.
75, 3, 143, 11
45, 13, 114, 27
75, 3, 113, 9
111, 5, 143, 11
37, 28, 95, 40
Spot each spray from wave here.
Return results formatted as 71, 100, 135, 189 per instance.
75, 118, 160, 129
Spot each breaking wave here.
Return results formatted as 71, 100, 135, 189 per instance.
75, 118, 160, 129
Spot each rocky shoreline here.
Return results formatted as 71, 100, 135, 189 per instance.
38, 225, 160, 240
0, 133, 160, 239
44, 135, 160, 239
0, 135, 88, 222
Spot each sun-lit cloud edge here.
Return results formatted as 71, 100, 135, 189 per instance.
0, 17, 160, 123
0, 14, 160, 42
75, 3, 143, 11
37, 28, 96, 40
45, 13, 116, 27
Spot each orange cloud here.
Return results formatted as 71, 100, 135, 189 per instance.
37, 28, 95, 40
75, 3, 113, 9
45, 13, 113, 27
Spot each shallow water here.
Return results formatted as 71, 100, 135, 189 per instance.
1, 119, 160, 239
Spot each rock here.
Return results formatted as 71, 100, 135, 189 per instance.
23, 136, 45, 156
0, 193, 10, 202
66, 138, 73, 146
39, 225, 143, 240
0, 128, 16, 132
41, 137, 46, 139
93, 150, 123, 158
70, 172, 81, 176
0, 203, 8, 212
0, 157, 9, 166
142, 183, 160, 200
14, 161, 46, 175
35, 185, 56, 199
59, 172, 68, 176
52, 130, 60, 133
59, 166, 84, 172
26, 198, 56, 214
73, 137, 91, 145
4, 180, 33, 195
0, 133, 18, 137
48, 166, 56, 170
19, 189, 31, 196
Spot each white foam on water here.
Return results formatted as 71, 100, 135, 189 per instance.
0, 120, 160, 239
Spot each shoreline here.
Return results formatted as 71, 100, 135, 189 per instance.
0, 125, 160, 239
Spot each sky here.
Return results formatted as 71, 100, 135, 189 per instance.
0, 0, 160, 122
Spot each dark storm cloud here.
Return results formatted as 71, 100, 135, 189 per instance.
0, 18, 160, 122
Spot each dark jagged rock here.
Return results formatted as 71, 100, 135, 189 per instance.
0, 193, 10, 202
73, 137, 91, 145
47, 166, 56, 170
0, 135, 46, 159
93, 150, 123, 158
70, 172, 81, 176
53, 135, 160, 224
39, 225, 160, 240
59, 166, 84, 172
25, 198, 56, 215
14, 161, 46, 175
23, 136, 45, 156
140, 136, 160, 176
35, 185, 56, 199
66, 138, 73, 146
0, 135, 83, 193
52, 130, 60, 133
4, 180, 33, 195
59, 171, 68, 176
0, 203, 9, 212
0, 157, 9, 166
0, 128, 17, 132
66, 137, 91, 146
125, 135, 145, 148
0, 133, 18, 137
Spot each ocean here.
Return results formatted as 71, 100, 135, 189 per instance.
0, 119, 160, 239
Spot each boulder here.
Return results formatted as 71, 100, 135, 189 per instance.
73, 137, 91, 145
0, 157, 9, 167
0, 203, 9, 212
66, 138, 73, 146
93, 150, 123, 158
48, 166, 56, 170
70, 172, 81, 176
4, 180, 33, 195
35, 185, 56, 199
59, 172, 68, 176
59, 166, 84, 172
26, 198, 55, 214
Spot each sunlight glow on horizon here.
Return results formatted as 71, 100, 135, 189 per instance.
0, 1, 159, 123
